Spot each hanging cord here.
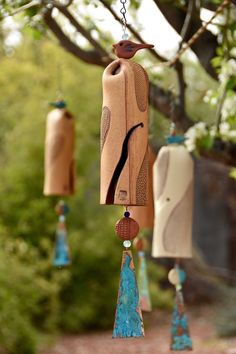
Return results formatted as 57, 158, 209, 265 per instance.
120, 0, 128, 39
216, 3, 231, 133
56, 62, 63, 100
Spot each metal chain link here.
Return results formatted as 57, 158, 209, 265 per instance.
120, 0, 128, 39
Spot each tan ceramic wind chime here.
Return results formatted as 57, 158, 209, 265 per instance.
152, 123, 194, 350
100, 0, 153, 338
44, 98, 75, 267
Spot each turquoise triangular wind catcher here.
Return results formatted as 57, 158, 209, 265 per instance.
53, 201, 71, 267
171, 290, 193, 351
137, 251, 152, 312
53, 228, 71, 267
113, 250, 144, 338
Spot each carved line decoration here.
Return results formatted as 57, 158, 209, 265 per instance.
163, 182, 193, 253
136, 148, 148, 205
155, 149, 170, 200
129, 62, 148, 112
106, 122, 144, 204
100, 106, 111, 151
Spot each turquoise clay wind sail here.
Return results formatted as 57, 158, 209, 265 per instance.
53, 201, 71, 267
137, 251, 152, 312
113, 250, 144, 338
53, 228, 71, 267
170, 280, 193, 351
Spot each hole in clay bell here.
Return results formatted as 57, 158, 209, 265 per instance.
112, 64, 121, 75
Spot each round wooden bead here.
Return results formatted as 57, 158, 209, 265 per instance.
168, 268, 186, 285
168, 268, 180, 285
115, 217, 139, 240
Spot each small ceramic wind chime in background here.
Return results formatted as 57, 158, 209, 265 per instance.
100, 0, 154, 338
44, 98, 75, 267
152, 122, 194, 350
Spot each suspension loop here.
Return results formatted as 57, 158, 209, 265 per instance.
120, 0, 128, 39
57, 62, 63, 100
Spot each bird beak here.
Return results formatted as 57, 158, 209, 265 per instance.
136, 43, 154, 50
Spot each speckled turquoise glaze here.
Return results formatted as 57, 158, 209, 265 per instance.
53, 229, 71, 267
171, 291, 193, 351
113, 251, 144, 338
137, 251, 152, 312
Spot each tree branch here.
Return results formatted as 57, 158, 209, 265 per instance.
53, 4, 110, 62
43, 9, 111, 67
172, 0, 195, 126
152, 0, 218, 78
174, 61, 186, 123
180, 0, 196, 44
149, 82, 192, 131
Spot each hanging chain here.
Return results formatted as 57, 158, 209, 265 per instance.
120, 0, 128, 39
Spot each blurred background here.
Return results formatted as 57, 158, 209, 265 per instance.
0, 1, 236, 353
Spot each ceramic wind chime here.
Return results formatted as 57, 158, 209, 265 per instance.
129, 146, 156, 313
44, 100, 75, 267
152, 124, 194, 350
100, 0, 154, 338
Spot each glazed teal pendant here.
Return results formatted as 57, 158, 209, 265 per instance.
137, 251, 152, 312
113, 250, 144, 338
53, 200, 71, 267
53, 228, 71, 267
168, 266, 192, 351
171, 290, 193, 351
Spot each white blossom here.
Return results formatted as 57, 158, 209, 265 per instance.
184, 122, 208, 152
185, 138, 196, 152
203, 90, 218, 106
222, 95, 236, 120
219, 59, 236, 83
229, 130, 236, 139
210, 126, 217, 137
219, 122, 230, 134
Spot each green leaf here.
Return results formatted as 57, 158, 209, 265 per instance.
226, 76, 236, 91
216, 47, 224, 57
228, 22, 236, 34
198, 135, 214, 150
211, 56, 222, 69
229, 168, 236, 180
24, 26, 42, 40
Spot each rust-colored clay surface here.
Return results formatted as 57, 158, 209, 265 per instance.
113, 40, 154, 59
115, 217, 139, 240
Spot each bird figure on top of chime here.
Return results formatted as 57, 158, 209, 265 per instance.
100, 0, 154, 339
44, 98, 75, 268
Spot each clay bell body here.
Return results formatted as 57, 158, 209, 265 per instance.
44, 108, 75, 196
152, 145, 194, 258
128, 146, 156, 229
100, 58, 149, 206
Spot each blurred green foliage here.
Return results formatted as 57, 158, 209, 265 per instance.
0, 38, 172, 353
